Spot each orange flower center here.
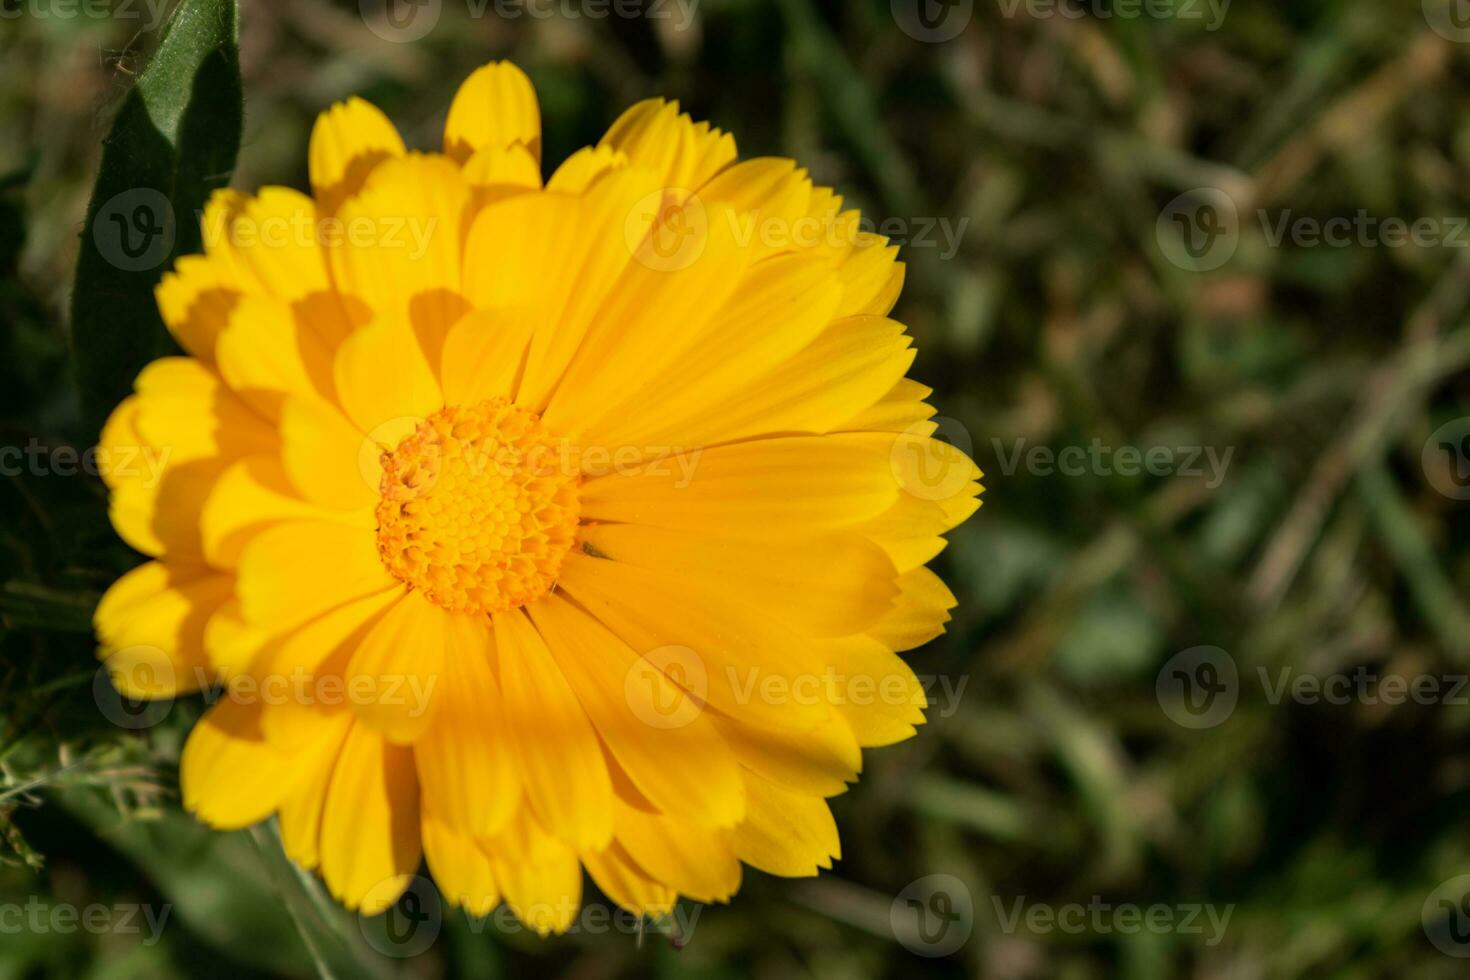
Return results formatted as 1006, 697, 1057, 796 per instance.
374, 399, 580, 614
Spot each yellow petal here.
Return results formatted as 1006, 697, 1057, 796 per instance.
540, 198, 750, 436
131, 357, 276, 463
462, 143, 542, 207
858, 492, 951, 572
526, 594, 746, 828
482, 809, 582, 936
99, 399, 175, 558
98, 397, 143, 493
319, 720, 421, 914
612, 800, 741, 904
227, 188, 331, 297
94, 562, 231, 697
581, 840, 675, 917
557, 552, 827, 732
580, 524, 896, 638
201, 455, 372, 569
103, 378, 243, 556
697, 157, 814, 263
333, 316, 443, 434
546, 145, 626, 193
822, 635, 927, 747
834, 230, 905, 317
460, 168, 660, 410
309, 97, 406, 212
580, 252, 842, 449
329, 153, 470, 350
645, 316, 914, 449
204, 190, 350, 344
237, 521, 398, 632
730, 773, 840, 877
214, 294, 337, 413
711, 710, 861, 798
110, 367, 262, 561
196, 187, 248, 280
181, 696, 293, 829
256, 586, 402, 688
279, 395, 379, 511
422, 818, 500, 917
347, 591, 448, 743
155, 254, 237, 364
841, 377, 937, 434
867, 566, 957, 651
444, 61, 541, 165
460, 190, 580, 319
108, 461, 223, 562
438, 308, 533, 407
257, 588, 404, 747
493, 608, 613, 850
792, 189, 906, 317
278, 711, 353, 870
836, 430, 983, 532
738, 315, 916, 435
578, 436, 899, 539
598, 99, 735, 191
414, 612, 520, 836
203, 599, 268, 679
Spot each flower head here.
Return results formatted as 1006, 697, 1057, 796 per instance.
94, 61, 982, 929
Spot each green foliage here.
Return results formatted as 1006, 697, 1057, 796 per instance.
68, 0, 242, 435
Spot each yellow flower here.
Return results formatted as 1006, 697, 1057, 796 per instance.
93, 61, 982, 929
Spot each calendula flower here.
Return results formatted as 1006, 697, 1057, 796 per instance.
93, 61, 982, 929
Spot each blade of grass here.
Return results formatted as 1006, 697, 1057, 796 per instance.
1355, 462, 1470, 661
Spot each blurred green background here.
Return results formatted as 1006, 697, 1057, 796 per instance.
5, 0, 1470, 976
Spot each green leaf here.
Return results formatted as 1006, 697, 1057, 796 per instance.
69, 0, 242, 435
0, 581, 98, 633
56, 788, 322, 976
